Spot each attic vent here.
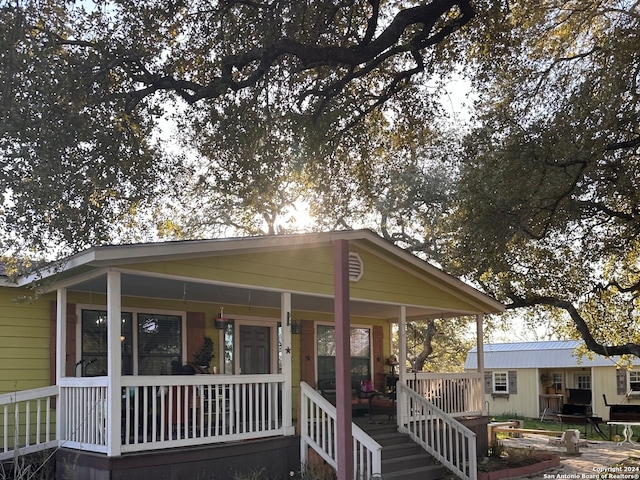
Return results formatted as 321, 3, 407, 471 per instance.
349, 252, 363, 282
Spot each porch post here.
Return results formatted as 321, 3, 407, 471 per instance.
56, 288, 67, 445
106, 271, 122, 457
476, 313, 485, 415
281, 292, 295, 435
398, 306, 407, 421
55, 288, 67, 383
334, 239, 352, 480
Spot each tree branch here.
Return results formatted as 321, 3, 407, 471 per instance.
506, 293, 640, 358
119, 1, 474, 112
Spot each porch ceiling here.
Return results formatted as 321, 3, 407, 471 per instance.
68, 271, 440, 320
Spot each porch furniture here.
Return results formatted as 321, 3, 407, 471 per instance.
369, 374, 397, 419
607, 421, 640, 445
369, 392, 396, 420
318, 379, 374, 416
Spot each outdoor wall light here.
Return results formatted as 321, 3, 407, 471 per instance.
287, 312, 301, 334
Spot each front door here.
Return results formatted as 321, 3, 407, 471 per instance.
239, 325, 271, 374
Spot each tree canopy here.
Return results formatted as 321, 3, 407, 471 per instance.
3, 0, 640, 363
449, 0, 640, 361
1, 0, 475, 255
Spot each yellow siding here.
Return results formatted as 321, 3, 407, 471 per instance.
592, 366, 621, 419
0, 288, 53, 394
119, 245, 481, 312
478, 369, 540, 418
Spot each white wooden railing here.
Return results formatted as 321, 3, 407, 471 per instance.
0, 385, 59, 461
406, 373, 483, 417
300, 382, 382, 480
119, 374, 285, 453
398, 384, 477, 480
59, 377, 109, 453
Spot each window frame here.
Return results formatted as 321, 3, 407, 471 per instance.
77, 304, 187, 376
575, 373, 591, 390
629, 370, 640, 392
492, 371, 509, 394
315, 323, 373, 385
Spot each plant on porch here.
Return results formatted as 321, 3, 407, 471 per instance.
192, 337, 214, 372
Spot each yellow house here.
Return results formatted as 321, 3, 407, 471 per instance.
0, 230, 503, 480
465, 341, 640, 426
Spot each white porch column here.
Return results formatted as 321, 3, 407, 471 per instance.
398, 306, 407, 421
281, 292, 295, 435
56, 288, 67, 383
476, 313, 485, 415
56, 288, 67, 445
106, 271, 122, 457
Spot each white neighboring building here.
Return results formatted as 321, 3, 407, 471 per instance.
464, 341, 640, 419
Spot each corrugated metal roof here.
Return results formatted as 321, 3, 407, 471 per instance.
464, 340, 632, 369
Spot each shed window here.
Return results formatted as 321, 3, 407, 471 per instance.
630, 371, 640, 392
493, 372, 508, 393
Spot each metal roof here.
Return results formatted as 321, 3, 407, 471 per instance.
464, 340, 634, 369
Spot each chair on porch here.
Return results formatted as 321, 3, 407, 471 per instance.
318, 378, 374, 416
369, 375, 398, 420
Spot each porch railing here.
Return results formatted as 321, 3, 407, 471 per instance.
398, 383, 477, 480
119, 374, 285, 453
406, 373, 483, 417
0, 385, 59, 461
300, 381, 382, 480
59, 377, 109, 453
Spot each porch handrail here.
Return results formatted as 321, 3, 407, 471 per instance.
406, 372, 483, 417
398, 383, 477, 480
0, 385, 59, 461
300, 381, 382, 480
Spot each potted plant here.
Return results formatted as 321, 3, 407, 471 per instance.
192, 337, 214, 373
540, 373, 554, 393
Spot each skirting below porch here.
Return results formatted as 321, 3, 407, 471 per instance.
57, 436, 300, 480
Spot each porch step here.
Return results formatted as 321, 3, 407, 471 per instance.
359, 424, 446, 480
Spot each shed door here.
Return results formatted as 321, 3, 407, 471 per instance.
240, 325, 270, 374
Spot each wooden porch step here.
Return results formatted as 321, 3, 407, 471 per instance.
383, 464, 447, 480
360, 424, 446, 480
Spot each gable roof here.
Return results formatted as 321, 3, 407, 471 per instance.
464, 340, 631, 369
1, 230, 504, 317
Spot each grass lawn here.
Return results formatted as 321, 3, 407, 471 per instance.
491, 414, 612, 441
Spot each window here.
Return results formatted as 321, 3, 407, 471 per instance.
137, 313, 182, 375
576, 374, 591, 390
81, 309, 133, 376
317, 325, 371, 384
493, 372, 508, 393
630, 371, 640, 392
81, 308, 183, 376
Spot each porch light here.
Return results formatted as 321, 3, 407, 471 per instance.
287, 312, 301, 334
215, 307, 230, 329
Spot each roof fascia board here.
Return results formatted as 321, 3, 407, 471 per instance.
353, 238, 504, 314
37, 267, 110, 294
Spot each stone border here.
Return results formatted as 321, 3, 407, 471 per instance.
478, 453, 561, 480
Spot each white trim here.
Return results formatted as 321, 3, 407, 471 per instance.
313, 321, 374, 385
492, 371, 509, 394
219, 314, 281, 374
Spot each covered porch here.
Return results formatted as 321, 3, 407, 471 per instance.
0, 231, 503, 479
